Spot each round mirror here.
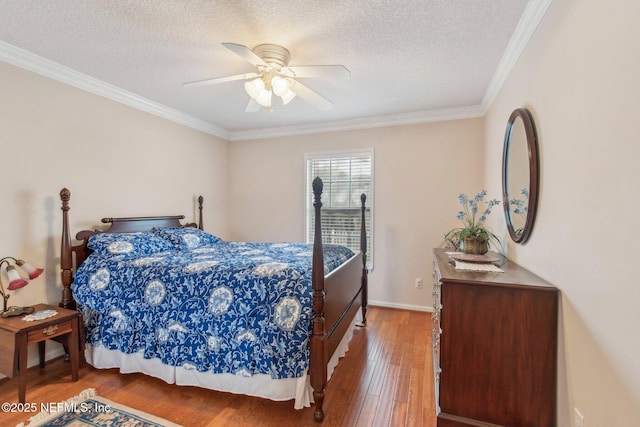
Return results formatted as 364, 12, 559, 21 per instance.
502, 108, 539, 243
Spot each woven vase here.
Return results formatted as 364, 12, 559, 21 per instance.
463, 236, 488, 255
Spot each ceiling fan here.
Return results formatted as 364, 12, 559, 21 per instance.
183, 43, 350, 112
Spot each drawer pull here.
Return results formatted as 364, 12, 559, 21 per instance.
43, 325, 59, 336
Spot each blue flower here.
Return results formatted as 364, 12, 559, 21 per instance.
508, 187, 530, 219
456, 190, 498, 228
473, 190, 487, 202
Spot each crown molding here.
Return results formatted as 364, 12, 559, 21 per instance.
0, 41, 231, 140
481, 0, 553, 112
228, 105, 485, 141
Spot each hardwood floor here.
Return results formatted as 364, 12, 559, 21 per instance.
0, 307, 436, 426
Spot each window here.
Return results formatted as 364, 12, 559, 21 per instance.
306, 151, 373, 269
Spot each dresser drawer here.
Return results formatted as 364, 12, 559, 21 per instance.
27, 320, 73, 343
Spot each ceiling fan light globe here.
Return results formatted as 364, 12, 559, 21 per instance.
256, 89, 272, 107
244, 78, 264, 99
281, 90, 296, 105
271, 76, 291, 97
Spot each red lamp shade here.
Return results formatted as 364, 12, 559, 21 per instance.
6, 265, 28, 290
16, 260, 44, 280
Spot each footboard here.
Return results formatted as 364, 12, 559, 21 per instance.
309, 177, 368, 422
325, 252, 363, 357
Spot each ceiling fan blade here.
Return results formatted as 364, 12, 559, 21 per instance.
183, 72, 260, 88
222, 42, 269, 68
281, 65, 350, 79
289, 80, 334, 111
245, 98, 261, 113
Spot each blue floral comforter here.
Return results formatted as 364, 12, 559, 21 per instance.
73, 240, 354, 379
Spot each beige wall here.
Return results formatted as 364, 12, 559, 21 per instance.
485, 0, 640, 425
0, 61, 229, 312
228, 119, 485, 309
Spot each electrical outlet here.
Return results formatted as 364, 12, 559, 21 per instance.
574, 408, 584, 427
415, 278, 423, 289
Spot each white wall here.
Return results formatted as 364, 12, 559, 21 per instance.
228, 119, 485, 310
0, 60, 229, 322
485, 0, 640, 425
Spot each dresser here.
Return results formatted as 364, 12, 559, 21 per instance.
432, 248, 558, 427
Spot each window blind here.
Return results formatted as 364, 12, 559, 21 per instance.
306, 151, 373, 268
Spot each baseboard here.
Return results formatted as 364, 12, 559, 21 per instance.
368, 300, 433, 312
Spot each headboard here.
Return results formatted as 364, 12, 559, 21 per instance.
59, 188, 204, 309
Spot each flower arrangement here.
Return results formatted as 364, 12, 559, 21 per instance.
444, 190, 501, 253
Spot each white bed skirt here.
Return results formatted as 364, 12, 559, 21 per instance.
84, 313, 360, 409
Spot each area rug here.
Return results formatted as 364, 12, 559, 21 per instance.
17, 388, 183, 427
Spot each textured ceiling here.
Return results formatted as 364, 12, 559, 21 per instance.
0, 1, 548, 140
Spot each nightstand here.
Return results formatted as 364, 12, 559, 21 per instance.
0, 303, 80, 403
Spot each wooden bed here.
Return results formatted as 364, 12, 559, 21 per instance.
59, 177, 368, 422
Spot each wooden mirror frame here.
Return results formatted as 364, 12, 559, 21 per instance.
502, 108, 539, 243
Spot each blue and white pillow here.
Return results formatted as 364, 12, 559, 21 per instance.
87, 232, 174, 259
152, 227, 222, 250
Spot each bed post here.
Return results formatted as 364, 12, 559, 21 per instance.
59, 188, 76, 310
197, 195, 204, 230
359, 193, 368, 326
310, 177, 327, 422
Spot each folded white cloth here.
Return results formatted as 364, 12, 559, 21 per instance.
454, 261, 504, 273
